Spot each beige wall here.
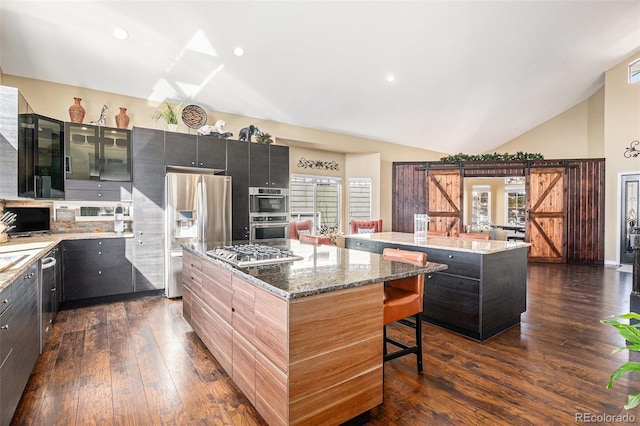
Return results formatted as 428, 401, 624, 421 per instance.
3, 75, 444, 232
494, 53, 640, 264
603, 53, 640, 264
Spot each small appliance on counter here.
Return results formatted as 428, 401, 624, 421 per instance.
114, 204, 125, 233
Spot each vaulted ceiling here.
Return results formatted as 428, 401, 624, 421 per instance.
2, 1, 639, 154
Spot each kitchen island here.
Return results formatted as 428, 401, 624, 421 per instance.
182, 240, 447, 426
344, 232, 530, 341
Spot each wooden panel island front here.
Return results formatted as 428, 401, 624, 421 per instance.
182, 240, 447, 426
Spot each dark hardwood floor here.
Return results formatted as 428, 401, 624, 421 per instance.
11, 264, 639, 425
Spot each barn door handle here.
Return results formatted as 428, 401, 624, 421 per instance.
525, 210, 530, 221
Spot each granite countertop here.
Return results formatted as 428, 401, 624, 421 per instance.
184, 239, 448, 299
0, 232, 133, 291
345, 231, 531, 254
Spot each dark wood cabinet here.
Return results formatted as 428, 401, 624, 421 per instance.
65, 122, 131, 182
164, 132, 196, 167
197, 135, 226, 169
131, 127, 165, 292
249, 144, 289, 188
0, 262, 39, 426
62, 239, 133, 301
249, 143, 269, 187
227, 141, 250, 240
18, 114, 65, 199
164, 132, 227, 169
65, 179, 132, 201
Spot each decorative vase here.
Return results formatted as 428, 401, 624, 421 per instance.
115, 107, 130, 129
167, 123, 178, 132
68, 97, 85, 123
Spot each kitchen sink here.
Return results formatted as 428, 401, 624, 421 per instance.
0, 241, 52, 272
0, 241, 52, 254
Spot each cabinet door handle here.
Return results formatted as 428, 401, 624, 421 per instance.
98, 241, 103, 245
98, 251, 102, 255
1, 325, 8, 330
448, 255, 453, 258
98, 270, 102, 275
427, 275, 433, 279
1, 299, 8, 304
191, 161, 196, 166
199, 162, 204, 166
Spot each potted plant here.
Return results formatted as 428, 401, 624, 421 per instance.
601, 312, 640, 409
152, 100, 181, 131
255, 132, 274, 144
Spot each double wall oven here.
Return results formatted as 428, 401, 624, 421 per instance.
249, 187, 289, 240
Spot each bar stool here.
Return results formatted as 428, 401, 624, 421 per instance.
299, 234, 321, 245
382, 248, 427, 373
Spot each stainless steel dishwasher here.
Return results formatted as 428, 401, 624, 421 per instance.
40, 248, 58, 352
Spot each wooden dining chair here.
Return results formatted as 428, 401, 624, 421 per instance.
382, 248, 427, 373
458, 232, 490, 240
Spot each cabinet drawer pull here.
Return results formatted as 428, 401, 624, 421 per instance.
98, 241, 103, 245
427, 275, 433, 279
98, 193, 102, 197
1, 325, 8, 330
1, 299, 8, 304
191, 161, 196, 166
448, 255, 454, 258
98, 251, 102, 255
98, 270, 102, 275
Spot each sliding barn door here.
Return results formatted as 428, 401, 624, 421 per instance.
526, 167, 567, 263
426, 169, 463, 236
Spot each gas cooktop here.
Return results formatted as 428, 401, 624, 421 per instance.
206, 244, 303, 268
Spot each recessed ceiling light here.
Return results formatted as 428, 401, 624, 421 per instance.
113, 28, 129, 40
233, 47, 245, 57
386, 75, 395, 83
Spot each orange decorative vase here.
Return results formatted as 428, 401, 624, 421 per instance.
68, 97, 85, 123
115, 107, 130, 129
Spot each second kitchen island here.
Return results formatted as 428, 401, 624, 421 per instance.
345, 232, 530, 342
182, 240, 446, 426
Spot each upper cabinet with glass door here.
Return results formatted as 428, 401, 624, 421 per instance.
65, 123, 131, 182
18, 114, 65, 198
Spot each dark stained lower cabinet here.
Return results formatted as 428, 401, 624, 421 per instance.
62, 239, 133, 301
0, 262, 39, 426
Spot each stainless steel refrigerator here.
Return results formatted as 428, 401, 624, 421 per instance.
165, 172, 232, 298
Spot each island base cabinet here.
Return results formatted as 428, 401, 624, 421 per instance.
255, 352, 288, 426
192, 296, 232, 376
423, 272, 480, 335
233, 332, 256, 405
187, 250, 385, 426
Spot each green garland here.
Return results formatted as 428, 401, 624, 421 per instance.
439, 152, 544, 163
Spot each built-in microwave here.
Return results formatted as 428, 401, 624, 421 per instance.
249, 187, 289, 216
